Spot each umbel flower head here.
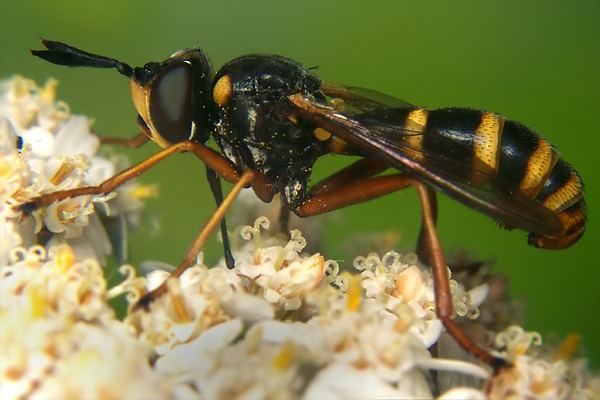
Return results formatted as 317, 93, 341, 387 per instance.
0, 76, 152, 265
0, 76, 598, 399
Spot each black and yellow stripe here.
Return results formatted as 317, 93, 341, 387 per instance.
403, 108, 428, 162
393, 107, 586, 249
531, 158, 586, 248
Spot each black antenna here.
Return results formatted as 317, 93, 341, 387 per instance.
31, 39, 134, 78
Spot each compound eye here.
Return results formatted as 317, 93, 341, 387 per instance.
149, 61, 194, 144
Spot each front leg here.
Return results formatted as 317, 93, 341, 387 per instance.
19, 140, 238, 213
135, 170, 255, 309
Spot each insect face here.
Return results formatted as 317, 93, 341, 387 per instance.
129, 49, 214, 147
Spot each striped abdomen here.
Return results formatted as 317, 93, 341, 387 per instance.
396, 107, 586, 249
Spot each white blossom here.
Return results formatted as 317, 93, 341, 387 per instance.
1, 75, 598, 399
0, 245, 170, 399
0, 76, 151, 264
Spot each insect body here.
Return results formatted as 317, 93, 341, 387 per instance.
28, 39, 586, 368
292, 102, 587, 249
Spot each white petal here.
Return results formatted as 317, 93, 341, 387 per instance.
22, 126, 55, 158
416, 318, 443, 348
155, 319, 243, 375
304, 364, 429, 400
222, 292, 274, 323
437, 387, 486, 399
54, 116, 98, 156
468, 284, 489, 307
85, 157, 116, 185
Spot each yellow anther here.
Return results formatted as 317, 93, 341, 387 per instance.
27, 285, 45, 318
40, 78, 59, 103
0, 158, 9, 178
554, 334, 581, 361
55, 245, 75, 273
132, 183, 160, 199
50, 159, 75, 185
273, 341, 296, 371
167, 278, 192, 323
345, 273, 362, 312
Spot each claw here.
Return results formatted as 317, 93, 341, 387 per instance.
131, 281, 168, 312
16, 200, 39, 216
491, 357, 509, 374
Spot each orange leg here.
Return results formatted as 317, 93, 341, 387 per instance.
17, 139, 273, 308
309, 157, 388, 196
278, 157, 387, 232
297, 170, 504, 369
99, 131, 149, 148
135, 170, 255, 309
19, 140, 241, 213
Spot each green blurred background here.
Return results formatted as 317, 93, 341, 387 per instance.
2, 1, 598, 368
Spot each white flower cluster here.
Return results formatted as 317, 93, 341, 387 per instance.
0, 76, 598, 399
0, 245, 172, 399
3, 219, 598, 399
0, 76, 150, 265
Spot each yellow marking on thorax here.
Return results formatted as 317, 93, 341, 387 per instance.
314, 127, 332, 141
313, 127, 352, 154
213, 74, 233, 107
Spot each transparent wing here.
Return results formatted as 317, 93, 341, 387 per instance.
290, 92, 562, 235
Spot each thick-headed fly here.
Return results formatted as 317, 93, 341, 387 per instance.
27, 39, 586, 369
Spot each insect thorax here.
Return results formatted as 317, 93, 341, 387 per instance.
212, 55, 327, 209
